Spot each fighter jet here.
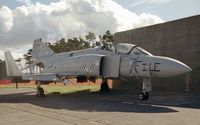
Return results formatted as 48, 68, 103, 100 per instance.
4, 39, 192, 100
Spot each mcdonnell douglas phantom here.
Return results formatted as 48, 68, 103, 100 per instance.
5, 39, 192, 100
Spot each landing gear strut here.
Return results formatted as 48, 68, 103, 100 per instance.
138, 78, 151, 101
36, 81, 45, 97
100, 79, 109, 92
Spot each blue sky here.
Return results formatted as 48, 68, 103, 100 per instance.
0, 0, 58, 9
114, 0, 200, 21
0, 0, 199, 58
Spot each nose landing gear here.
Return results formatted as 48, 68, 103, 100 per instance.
138, 78, 151, 101
138, 91, 149, 100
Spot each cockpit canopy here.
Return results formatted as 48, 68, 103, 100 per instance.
115, 43, 152, 56
115, 43, 136, 54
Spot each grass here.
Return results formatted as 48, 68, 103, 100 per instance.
43, 85, 100, 94
0, 84, 100, 94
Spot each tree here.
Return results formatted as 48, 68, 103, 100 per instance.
23, 49, 33, 65
79, 37, 90, 49
85, 32, 96, 48
99, 30, 114, 49
47, 38, 68, 53
48, 37, 90, 53
23, 49, 33, 73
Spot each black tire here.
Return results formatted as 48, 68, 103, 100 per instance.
100, 82, 109, 92
144, 92, 149, 100
138, 92, 149, 101
138, 92, 145, 100
36, 87, 45, 97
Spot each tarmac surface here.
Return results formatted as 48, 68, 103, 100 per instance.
0, 88, 200, 125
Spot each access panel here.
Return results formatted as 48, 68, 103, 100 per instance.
101, 55, 121, 78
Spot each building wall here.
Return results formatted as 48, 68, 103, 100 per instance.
113, 15, 200, 92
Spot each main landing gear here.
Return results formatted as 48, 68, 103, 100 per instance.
36, 81, 45, 97
138, 78, 151, 101
100, 79, 109, 92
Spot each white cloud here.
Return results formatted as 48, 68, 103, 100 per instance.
0, 6, 14, 33
0, 0, 164, 59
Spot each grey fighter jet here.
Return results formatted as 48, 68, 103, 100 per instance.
4, 39, 192, 100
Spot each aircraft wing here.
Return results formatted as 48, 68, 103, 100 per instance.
21, 72, 86, 82
22, 73, 59, 81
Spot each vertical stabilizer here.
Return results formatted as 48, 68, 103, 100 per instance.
4, 51, 21, 76
32, 39, 54, 59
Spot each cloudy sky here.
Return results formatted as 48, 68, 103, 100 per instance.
0, 0, 200, 59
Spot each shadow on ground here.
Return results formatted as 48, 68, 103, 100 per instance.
0, 88, 199, 113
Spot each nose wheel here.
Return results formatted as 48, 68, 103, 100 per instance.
138, 77, 151, 101
138, 92, 149, 100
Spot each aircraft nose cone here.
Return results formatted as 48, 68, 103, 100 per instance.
151, 56, 192, 77
171, 60, 192, 74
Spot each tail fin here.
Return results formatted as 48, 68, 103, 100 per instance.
4, 51, 21, 76
32, 39, 54, 59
